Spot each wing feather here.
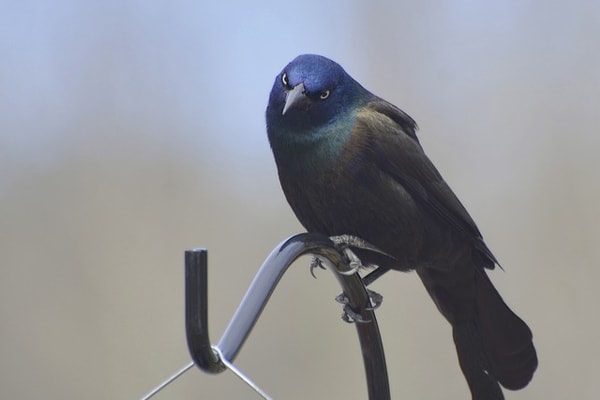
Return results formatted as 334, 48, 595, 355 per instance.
354, 99, 498, 266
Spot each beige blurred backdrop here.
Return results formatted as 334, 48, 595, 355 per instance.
1, 2, 598, 399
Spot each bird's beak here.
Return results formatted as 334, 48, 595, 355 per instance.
282, 83, 308, 115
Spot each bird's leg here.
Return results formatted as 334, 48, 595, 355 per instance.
362, 266, 391, 287
329, 234, 383, 275
311, 255, 384, 321
309, 235, 389, 322
335, 292, 370, 323
330, 234, 394, 275
310, 234, 393, 278
309, 234, 383, 278
328, 235, 390, 321
334, 289, 383, 323
338, 246, 364, 276
335, 287, 383, 322
309, 258, 379, 322
330, 234, 388, 254
365, 289, 383, 309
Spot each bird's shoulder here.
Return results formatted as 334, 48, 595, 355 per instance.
356, 98, 420, 143
341, 97, 426, 177
344, 98, 498, 266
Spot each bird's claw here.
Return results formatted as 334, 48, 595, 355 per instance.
338, 247, 363, 275
330, 235, 393, 258
334, 289, 384, 323
335, 293, 370, 323
309, 256, 327, 279
329, 235, 367, 276
309, 235, 386, 322
329, 235, 393, 276
341, 305, 369, 324
365, 289, 383, 310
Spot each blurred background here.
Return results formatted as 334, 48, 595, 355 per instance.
1, 1, 598, 399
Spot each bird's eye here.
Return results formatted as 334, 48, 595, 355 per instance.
281, 73, 290, 88
319, 90, 330, 100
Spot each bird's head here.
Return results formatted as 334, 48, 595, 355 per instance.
266, 54, 369, 133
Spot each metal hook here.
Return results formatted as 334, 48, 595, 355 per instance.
181, 232, 390, 399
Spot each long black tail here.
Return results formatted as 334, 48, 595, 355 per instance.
419, 267, 537, 399
471, 270, 537, 389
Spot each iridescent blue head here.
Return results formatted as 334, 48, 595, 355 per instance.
266, 54, 371, 137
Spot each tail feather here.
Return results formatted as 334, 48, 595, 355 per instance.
475, 270, 537, 390
453, 323, 504, 400
419, 266, 537, 399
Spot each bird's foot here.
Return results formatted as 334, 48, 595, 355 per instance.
338, 246, 364, 276
309, 235, 391, 278
330, 234, 386, 254
365, 289, 384, 309
330, 235, 366, 275
329, 235, 391, 275
309, 256, 327, 278
335, 289, 383, 323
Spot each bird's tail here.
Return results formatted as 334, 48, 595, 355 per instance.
420, 267, 537, 400
452, 270, 537, 399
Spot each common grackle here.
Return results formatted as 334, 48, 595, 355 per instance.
266, 54, 537, 400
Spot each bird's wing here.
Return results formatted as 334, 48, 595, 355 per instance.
354, 99, 498, 266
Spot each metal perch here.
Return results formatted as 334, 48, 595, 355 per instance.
143, 232, 391, 399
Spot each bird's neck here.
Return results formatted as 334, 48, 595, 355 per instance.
271, 112, 356, 176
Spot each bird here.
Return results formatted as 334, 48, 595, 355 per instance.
265, 54, 537, 400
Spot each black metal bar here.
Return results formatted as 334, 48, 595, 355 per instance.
311, 239, 390, 400
185, 233, 391, 399
215, 233, 338, 360
185, 249, 226, 373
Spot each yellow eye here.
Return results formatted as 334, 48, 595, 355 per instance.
281, 73, 289, 87
320, 90, 330, 100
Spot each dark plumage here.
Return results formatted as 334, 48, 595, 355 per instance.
266, 54, 537, 399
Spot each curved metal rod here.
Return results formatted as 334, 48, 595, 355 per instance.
185, 233, 390, 400
185, 249, 226, 373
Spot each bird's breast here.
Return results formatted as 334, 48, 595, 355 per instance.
280, 157, 427, 267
